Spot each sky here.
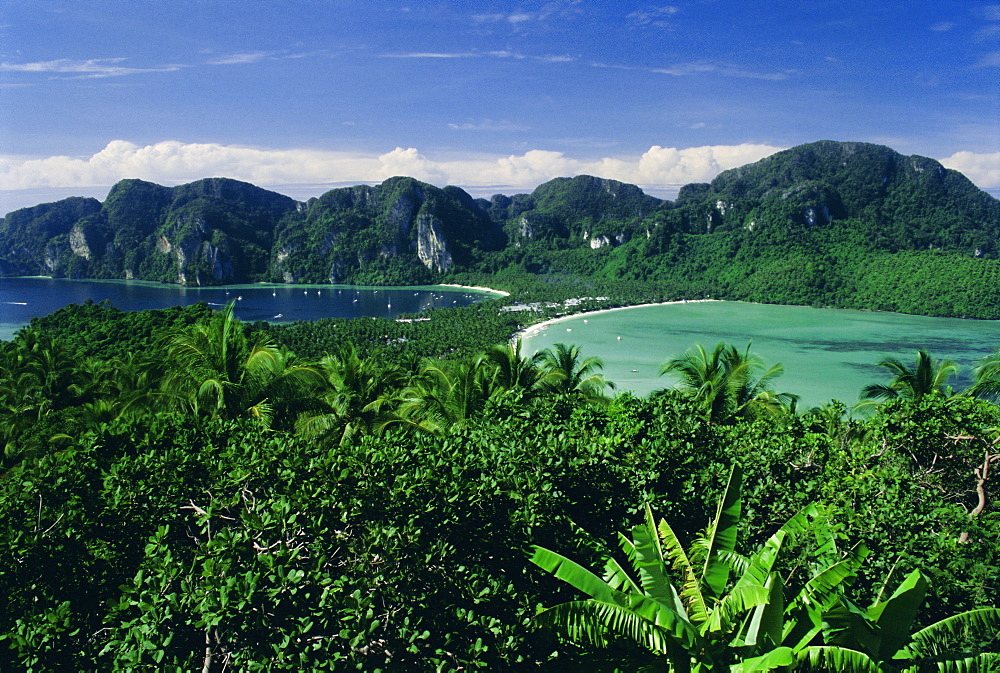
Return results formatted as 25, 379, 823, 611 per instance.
1, 0, 998, 215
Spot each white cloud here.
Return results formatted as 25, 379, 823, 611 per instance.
380, 52, 477, 59
940, 151, 1000, 189
471, 11, 536, 24
7, 140, 998, 214
627, 6, 680, 27
930, 21, 955, 31
538, 54, 575, 63
470, 2, 581, 29
0, 140, 791, 205
206, 52, 273, 66
0, 141, 381, 191
974, 51, 1000, 67
0, 57, 182, 78
652, 61, 793, 81
382, 50, 574, 64
376, 147, 448, 183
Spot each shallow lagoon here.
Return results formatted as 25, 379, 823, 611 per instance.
0, 277, 497, 341
521, 301, 1000, 408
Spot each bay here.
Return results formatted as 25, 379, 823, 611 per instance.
521, 301, 1000, 408
0, 277, 497, 342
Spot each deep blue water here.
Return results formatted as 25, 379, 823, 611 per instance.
0, 277, 497, 341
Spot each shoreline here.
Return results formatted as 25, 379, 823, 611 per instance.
513, 299, 718, 342
436, 283, 510, 297
8, 275, 511, 296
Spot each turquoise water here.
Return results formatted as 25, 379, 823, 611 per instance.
0, 277, 497, 341
521, 301, 1000, 408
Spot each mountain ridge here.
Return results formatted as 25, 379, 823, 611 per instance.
1, 141, 997, 314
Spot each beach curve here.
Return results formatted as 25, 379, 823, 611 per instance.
513, 299, 718, 343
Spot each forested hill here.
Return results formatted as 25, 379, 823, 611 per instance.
680, 140, 1000, 253
2, 140, 999, 316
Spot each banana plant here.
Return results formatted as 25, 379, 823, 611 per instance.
799, 569, 1000, 672
530, 467, 866, 672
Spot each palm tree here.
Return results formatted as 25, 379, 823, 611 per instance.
966, 348, 1000, 403
859, 350, 957, 404
531, 467, 868, 671
660, 343, 796, 424
537, 342, 615, 401
395, 355, 499, 434
6, 332, 87, 418
161, 303, 320, 426
296, 344, 407, 447
532, 467, 1000, 672
803, 569, 1000, 671
482, 339, 549, 397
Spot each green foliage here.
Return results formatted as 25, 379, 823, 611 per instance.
858, 349, 959, 404
4, 140, 997, 321
659, 343, 797, 424
531, 468, 873, 671
1, 294, 999, 668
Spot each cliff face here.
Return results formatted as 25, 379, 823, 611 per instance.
1, 141, 997, 285
415, 213, 454, 272
0, 197, 103, 276
270, 177, 502, 285
0, 178, 298, 284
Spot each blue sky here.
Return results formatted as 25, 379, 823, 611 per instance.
1, 0, 998, 214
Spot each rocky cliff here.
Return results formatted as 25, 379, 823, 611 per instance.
1, 141, 996, 286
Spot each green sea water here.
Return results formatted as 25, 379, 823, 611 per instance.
521, 301, 1000, 408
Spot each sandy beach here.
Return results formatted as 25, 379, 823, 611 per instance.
513, 298, 718, 342
437, 283, 510, 297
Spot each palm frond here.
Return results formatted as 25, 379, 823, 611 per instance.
705, 583, 769, 634
701, 466, 742, 599
530, 546, 627, 606
908, 608, 1000, 659
656, 517, 709, 625
793, 646, 880, 672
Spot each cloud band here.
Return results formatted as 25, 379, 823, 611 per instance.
2, 141, 997, 209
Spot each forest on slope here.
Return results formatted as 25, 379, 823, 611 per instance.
2, 140, 999, 317
3, 141, 1000, 668
1, 300, 998, 670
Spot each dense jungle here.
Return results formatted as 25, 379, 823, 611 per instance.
1, 139, 999, 670
0, 297, 998, 670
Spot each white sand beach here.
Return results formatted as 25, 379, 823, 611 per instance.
437, 283, 510, 297
513, 299, 718, 342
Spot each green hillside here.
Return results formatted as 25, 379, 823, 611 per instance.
1, 140, 998, 317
